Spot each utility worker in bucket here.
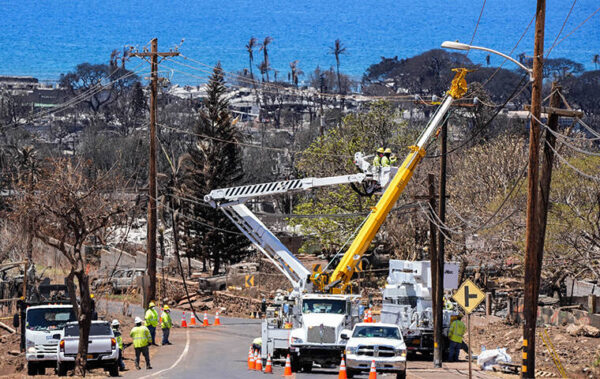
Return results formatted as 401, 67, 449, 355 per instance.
130, 317, 152, 370
161, 305, 173, 345
448, 314, 466, 362
145, 301, 159, 346
382, 148, 393, 167
112, 319, 126, 371
373, 147, 385, 167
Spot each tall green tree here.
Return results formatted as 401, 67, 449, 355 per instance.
180, 63, 249, 274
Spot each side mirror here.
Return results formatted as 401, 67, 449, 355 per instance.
340, 332, 350, 340
13, 314, 19, 328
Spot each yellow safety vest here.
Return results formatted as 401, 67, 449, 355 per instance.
373, 156, 382, 167
448, 320, 466, 343
161, 311, 173, 329
381, 156, 391, 167
113, 329, 124, 350
130, 326, 151, 348
145, 308, 158, 327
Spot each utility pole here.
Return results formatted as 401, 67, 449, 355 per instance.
319, 73, 325, 136
427, 174, 438, 319
130, 38, 179, 308
522, 0, 546, 376
433, 119, 448, 368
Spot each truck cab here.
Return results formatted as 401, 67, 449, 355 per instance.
288, 294, 360, 372
24, 304, 76, 375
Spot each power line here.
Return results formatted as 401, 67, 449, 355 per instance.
466, 0, 487, 57
545, 0, 578, 58
544, 138, 600, 182
552, 5, 600, 51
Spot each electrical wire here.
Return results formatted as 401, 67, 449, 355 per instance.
544, 139, 600, 182
552, 5, 600, 51
466, 0, 487, 57
545, 0, 578, 58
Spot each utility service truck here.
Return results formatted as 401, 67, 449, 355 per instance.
205, 68, 472, 371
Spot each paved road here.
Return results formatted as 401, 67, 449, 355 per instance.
111, 312, 496, 379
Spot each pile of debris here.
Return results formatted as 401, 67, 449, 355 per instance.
467, 315, 600, 378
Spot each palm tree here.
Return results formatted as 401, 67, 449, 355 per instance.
245, 37, 257, 83
593, 54, 599, 70
289, 60, 304, 87
259, 36, 273, 82
330, 39, 347, 95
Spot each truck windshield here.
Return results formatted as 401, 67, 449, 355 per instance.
352, 326, 401, 339
302, 299, 346, 314
64, 323, 112, 337
26, 308, 76, 331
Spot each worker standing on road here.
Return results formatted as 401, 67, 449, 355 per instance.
112, 319, 126, 371
130, 317, 152, 370
448, 314, 466, 362
373, 147, 385, 167
161, 305, 173, 345
382, 148, 392, 167
145, 301, 159, 346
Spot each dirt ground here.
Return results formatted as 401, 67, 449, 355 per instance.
467, 314, 600, 378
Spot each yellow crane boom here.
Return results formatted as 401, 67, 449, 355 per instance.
315, 68, 470, 293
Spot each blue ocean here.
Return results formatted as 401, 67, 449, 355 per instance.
2, 0, 599, 84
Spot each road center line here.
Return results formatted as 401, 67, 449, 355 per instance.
140, 327, 191, 379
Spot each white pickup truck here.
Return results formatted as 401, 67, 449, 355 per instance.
342, 323, 407, 379
57, 320, 119, 376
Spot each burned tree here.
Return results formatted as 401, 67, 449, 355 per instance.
11, 158, 127, 376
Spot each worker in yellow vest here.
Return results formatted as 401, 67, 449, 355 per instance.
448, 314, 466, 362
130, 317, 152, 370
382, 148, 393, 167
373, 147, 385, 167
161, 305, 173, 345
111, 319, 126, 371
145, 301, 159, 346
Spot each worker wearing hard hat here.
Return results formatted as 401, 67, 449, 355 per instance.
448, 314, 466, 362
373, 147, 385, 167
145, 301, 159, 346
130, 317, 152, 370
161, 305, 173, 345
382, 148, 393, 167
112, 319, 126, 371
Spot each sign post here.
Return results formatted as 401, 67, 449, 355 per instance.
452, 279, 485, 379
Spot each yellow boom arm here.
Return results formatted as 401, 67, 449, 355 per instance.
320, 69, 470, 293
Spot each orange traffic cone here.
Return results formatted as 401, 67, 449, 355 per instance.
247, 347, 253, 370
367, 308, 373, 323
338, 357, 347, 379
190, 312, 197, 327
249, 350, 256, 370
368, 360, 377, 379
363, 309, 369, 323
214, 311, 221, 326
283, 354, 293, 376
255, 351, 263, 371
181, 311, 187, 328
264, 354, 273, 374
203, 312, 210, 326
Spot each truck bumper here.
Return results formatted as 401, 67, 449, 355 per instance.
346, 354, 406, 372
290, 344, 344, 365
26, 352, 58, 363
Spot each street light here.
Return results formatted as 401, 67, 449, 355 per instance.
441, 41, 533, 81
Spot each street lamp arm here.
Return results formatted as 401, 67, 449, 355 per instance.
441, 41, 533, 81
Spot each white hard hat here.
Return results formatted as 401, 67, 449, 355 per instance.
134, 317, 143, 324
111, 319, 120, 327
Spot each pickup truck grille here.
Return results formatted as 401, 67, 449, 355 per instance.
357, 345, 396, 357
307, 325, 336, 344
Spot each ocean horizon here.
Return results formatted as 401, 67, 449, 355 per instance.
2, 0, 599, 85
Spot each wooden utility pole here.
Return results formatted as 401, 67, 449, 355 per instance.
130, 39, 179, 308
522, 0, 546, 376
433, 119, 447, 368
427, 173, 438, 319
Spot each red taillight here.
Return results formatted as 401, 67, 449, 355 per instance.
59, 340, 65, 353
111, 338, 116, 350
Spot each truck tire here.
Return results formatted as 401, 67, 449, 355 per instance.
108, 362, 119, 377
302, 362, 313, 372
37, 366, 45, 375
289, 355, 301, 373
396, 369, 407, 379
57, 362, 68, 376
346, 368, 356, 378
27, 362, 38, 376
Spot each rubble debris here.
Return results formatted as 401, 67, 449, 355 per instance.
566, 324, 600, 338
